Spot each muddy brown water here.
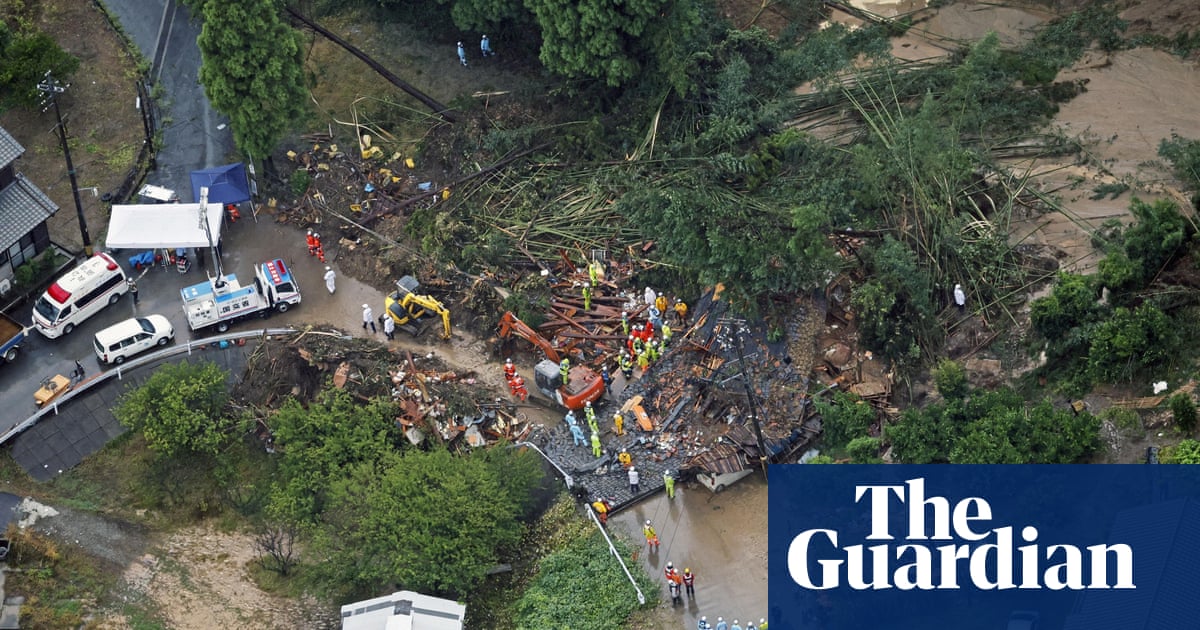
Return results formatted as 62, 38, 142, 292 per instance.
611, 476, 770, 629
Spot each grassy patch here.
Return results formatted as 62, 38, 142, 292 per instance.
3, 528, 119, 629
466, 494, 657, 629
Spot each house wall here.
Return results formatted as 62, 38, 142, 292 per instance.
0, 222, 51, 279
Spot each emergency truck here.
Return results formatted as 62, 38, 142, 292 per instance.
180, 259, 300, 333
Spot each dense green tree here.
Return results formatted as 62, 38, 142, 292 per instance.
815, 391, 877, 452
933, 359, 968, 400
1170, 393, 1198, 433
525, 0, 702, 90
314, 447, 535, 597
267, 389, 405, 522
197, 0, 307, 160
1086, 303, 1178, 383
617, 171, 838, 310
1031, 272, 1104, 341
0, 22, 79, 109
114, 361, 231, 457
888, 388, 1100, 464
851, 236, 938, 372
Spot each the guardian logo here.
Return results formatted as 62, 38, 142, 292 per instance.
787, 478, 1136, 591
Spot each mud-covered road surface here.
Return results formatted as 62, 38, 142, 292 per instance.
612, 476, 769, 629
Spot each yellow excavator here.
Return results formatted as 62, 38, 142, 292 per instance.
385, 276, 451, 339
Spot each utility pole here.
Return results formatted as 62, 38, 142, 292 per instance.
37, 71, 92, 256
719, 317, 770, 480
198, 187, 224, 280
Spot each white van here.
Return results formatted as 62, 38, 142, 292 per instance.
32, 252, 129, 338
93, 315, 174, 365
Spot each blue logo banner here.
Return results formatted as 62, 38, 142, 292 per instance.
768, 465, 1200, 629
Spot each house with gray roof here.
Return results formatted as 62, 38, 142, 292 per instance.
0, 126, 58, 296
340, 590, 465, 630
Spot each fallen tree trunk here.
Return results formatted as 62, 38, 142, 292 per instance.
286, 7, 456, 122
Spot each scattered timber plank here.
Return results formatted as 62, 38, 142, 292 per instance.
333, 362, 350, 389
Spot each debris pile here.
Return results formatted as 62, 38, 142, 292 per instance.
234, 330, 534, 452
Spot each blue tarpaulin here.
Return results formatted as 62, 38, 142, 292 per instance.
190, 163, 250, 204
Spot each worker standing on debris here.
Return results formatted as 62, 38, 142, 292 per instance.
621, 311, 630, 336
585, 400, 597, 425
582, 283, 592, 311
632, 335, 645, 357
655, 293, 668, 314
648, 339, 662, 363
588, 260, 601, 287
509, 373, 528, 402
618, 449, 632, 468
645, 287, 657, 307
571, 422, 587, 446
630, 468, 642, 494
590, 430, 602, 457
954, 283, 966, 312
565, 409, 577, 427
664, 470, 676, 499
637, 348, 650, 372
362, 304, 376, 333
323, 266, 336, 294
601, 365, 612, 392
619, 352, 633, 380
613, 411, 625, 436
674, 300, 688, 325
661, 322, 673, 347
383, 314, 396, 340
504, 358, 516, 382
560, 357, 571, 386
627, 334, 637, 356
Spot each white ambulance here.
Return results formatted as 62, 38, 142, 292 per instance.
32, 252, 129, 338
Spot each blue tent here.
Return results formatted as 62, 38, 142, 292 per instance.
190, 163, 251, 204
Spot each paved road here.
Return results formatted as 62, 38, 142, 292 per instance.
0, 0, 235, 435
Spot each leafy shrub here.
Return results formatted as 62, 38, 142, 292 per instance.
1170, 393, 1198, 433
114, 361, 233, 458
513, 527, 655, 627
1086, 303, 1179, 383
289, 169, 311, 197
1158, 134, 1200, 191
846, 436, 882, 463
816, 391, 877, 452
1161, 439, 1200, 463
933, 359, 968, 400
887, 388, 1100, 464
1099, 406, 1143, 438
850, 237, 937, 373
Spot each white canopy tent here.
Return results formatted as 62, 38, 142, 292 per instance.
105, 202, 224, 249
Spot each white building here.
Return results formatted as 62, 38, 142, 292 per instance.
340, 591, 466, 630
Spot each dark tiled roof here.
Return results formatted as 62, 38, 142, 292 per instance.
0, 127, 24, 169
0, 174, 58, 248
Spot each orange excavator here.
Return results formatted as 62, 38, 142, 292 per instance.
498, 311, 604, 410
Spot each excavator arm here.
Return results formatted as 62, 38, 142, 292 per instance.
498, 311, 563, 362
403, 294, 451, 340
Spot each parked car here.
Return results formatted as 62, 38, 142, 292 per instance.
93, 315, 174, 365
